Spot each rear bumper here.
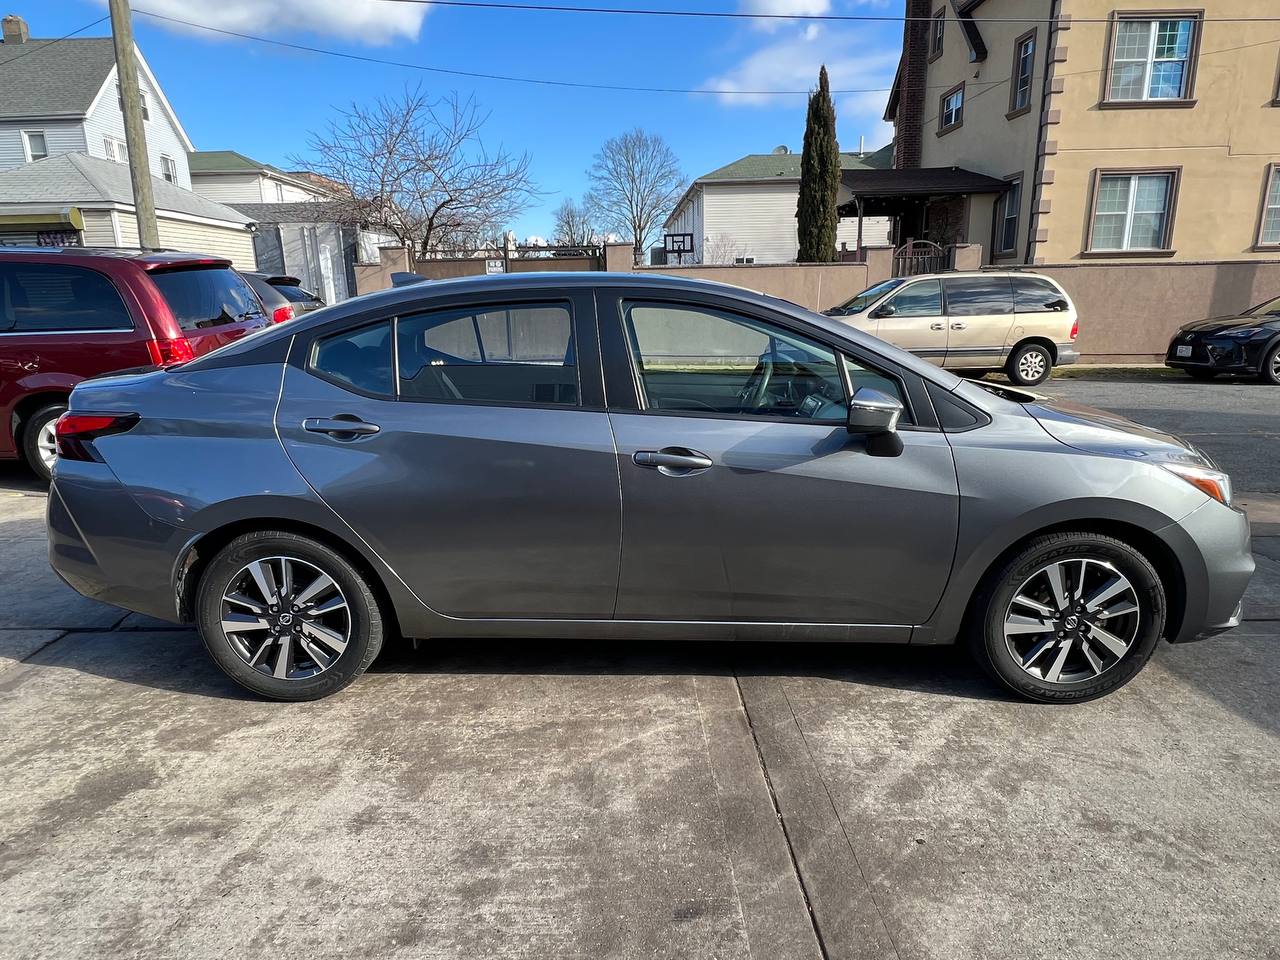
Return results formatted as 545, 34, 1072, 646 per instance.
1055, 344, 1080, 366
47, 461, 187, 623
1158, 498, 1254, 643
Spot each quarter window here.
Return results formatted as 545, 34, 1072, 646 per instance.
942, 277, 1015, 317
0, 263, 133, 332
884, 279, 943, 317
312, 321, 394, 397
22, 130, 48, 162
1107, 16, 1199, 102
397, 303, 578, 405
1089, 171, 1177, 251
939, 84, 964, 132
997, 179, 1022, 255
1258, 165, 1280, 247
1010, 31, 1036, 113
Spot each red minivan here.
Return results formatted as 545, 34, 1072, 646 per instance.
0, 248, 271, 479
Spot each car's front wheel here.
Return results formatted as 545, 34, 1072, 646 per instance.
968, 532, 1166, 703
196, 531, 384, 700
1006, 343, 1053, 386
1261, 342, 1280, 385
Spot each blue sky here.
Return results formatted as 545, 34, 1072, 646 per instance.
13, 0, 904, 239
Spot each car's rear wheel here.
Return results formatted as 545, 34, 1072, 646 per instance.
967, 532, 1166, 703
21, 403, 66, 482
195, 531, 383, 700
1006, 343, 1053, 387
1261, 342, 1280, 385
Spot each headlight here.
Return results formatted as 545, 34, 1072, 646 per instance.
1219, 327, 1263, 339
1162, 462, 1232, 506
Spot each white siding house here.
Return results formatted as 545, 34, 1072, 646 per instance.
664, 148, 894, 264
189, 151, 339, 205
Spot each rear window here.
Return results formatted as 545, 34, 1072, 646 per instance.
270, 283, 320, 303
150, 267, 266, 331
0, 262, 133, 332
242, 273, 290, 308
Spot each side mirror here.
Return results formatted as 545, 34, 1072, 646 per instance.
847, 387, 905, 457
871, 303, 897, 319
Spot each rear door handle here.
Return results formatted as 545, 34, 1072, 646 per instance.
303, 416, 381, 438
633, 447, 713, 476
950, 322, 968, 330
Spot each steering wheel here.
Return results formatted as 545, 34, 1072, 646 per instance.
737, 354, 774, 410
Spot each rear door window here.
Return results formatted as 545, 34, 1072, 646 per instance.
311, 320, 394, 396
1012, 276, 1070, 313
942, 276, 1015, 317
150, 267, 267, 331
0, 262, 133, 332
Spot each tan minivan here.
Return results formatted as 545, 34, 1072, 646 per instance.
825, 272, 1079, 386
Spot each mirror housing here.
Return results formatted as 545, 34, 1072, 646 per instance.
847, 387, 905, 456
871, 302, 896, 319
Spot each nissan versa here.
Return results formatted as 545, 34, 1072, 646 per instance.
47, 273, 1254, 703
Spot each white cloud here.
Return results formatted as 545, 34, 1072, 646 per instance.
739, 0, 831, 34
124, 0, 427, 45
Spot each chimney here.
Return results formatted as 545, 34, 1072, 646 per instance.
2, 15, 29, 44
893, 0, 932, 169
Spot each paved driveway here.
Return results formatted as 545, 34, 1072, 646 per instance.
1, 374, 1277, 960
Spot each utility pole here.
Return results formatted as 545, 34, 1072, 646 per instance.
107, 0, 159, 248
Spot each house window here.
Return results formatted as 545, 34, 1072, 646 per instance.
1008, 30, 1037, 115
997, 178, 1022, 255
161, 155, 177, 183
103, 136, 128, 163
1088, 170, 1179, 252
939, 83, 964, 133
116, 82, 150, 120
1105, 15, 1201, 103
1258, 165, 1280, 247
929, 8, 945, 60
21, 130, 48, 162
274, 181, 285, 202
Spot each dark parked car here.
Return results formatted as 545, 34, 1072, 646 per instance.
0, 247, 269, 479
48, 274, 1252, 703
243, 272, 326, 318
1165, 295, 1280, 384
240, 272, 296, 325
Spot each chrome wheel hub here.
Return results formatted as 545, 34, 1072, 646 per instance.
220, 556, 350, 680
1018, 351, 1047, 382
37, 420, 57, 471
1004, 558, 1141, 684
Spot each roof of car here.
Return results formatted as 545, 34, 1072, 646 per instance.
897, 270, 1060, 282
0, 246, 232, 270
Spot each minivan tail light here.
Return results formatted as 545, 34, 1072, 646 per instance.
1070, 319, 1079, 341
55, 413, 139, 462
272, 304, 294, 324
147, 336, 196, 367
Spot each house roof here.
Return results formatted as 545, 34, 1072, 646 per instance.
0, 36, 117, 118
839, 166, 1012, 197
0, 153, 253, 225
696, 148, 891, 183
188, 150, 288, 175
229, 201, 353, 224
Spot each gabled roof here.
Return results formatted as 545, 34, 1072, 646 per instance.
188, 150, 287, 175
0, 36, 117, 118
229, 201, 353, 224
0, 153, 252, 225
695, 149, 889, 183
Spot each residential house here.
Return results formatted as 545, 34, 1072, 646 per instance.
0, 15, 255, 265
884, 0, 1280, 265
188, 150, 340, 205
664, 145, 896, 264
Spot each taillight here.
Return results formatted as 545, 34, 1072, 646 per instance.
147, 336, 196, 367
272, 304, 295, 324
1070, 319, 1079, 340
54, 412, 139, 462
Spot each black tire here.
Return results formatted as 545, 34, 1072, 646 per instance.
1260, 342, 1280, 385
196, 530, 383, 700
20, 402, 65, 482
1005, 342, 1054, 386
1185, 368, 1218, 381
966, 532, 1166, 703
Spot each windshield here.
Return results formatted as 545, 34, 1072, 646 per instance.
831, 278, 904, 315
1245, 296, 1280, 317
151, 267, 267, 331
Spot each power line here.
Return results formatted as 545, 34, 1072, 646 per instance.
0, 15, 110, 71
370, 0, 1280, 24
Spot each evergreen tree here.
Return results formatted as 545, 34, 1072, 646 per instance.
797, 66, 840, 263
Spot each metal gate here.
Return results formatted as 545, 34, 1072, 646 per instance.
892, 240, 951, 277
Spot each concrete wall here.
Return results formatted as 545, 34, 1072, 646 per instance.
636, 262, 872, 313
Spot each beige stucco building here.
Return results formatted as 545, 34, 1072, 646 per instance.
886, 0, 1280, 266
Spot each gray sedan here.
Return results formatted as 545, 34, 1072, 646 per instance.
47, 273, 1253, 702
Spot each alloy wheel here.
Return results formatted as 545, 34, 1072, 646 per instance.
36, 419, 57, 472
1270, 348, 1280, 383
1017, 350, 1048, 383
1003, 558, 1141, 684
220, 556, 351, 680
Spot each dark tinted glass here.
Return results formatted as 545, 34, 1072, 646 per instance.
243, 273, 290, 308
398, 304, 578, 405
884, 279, 942, 317
0, 262, 133, 332
1012, 277, 1070, 313
311, 320, 394, 396
943, 276, 1014, 317
271, 283, 321, 303
150, 267, 266, 331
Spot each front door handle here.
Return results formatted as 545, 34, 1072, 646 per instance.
303, 416, 381, 439
633, 447, 713, 476
950, 322, 968, 330
930, 322, 945, 331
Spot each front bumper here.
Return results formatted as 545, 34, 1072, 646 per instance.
1158, 498, 1254, 643
1164, 333, 1264, 374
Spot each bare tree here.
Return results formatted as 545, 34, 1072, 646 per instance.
702, 233, 745, 265
298, 86, 540, 253
585, 129, 686, 263
552, 197, 597, 246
